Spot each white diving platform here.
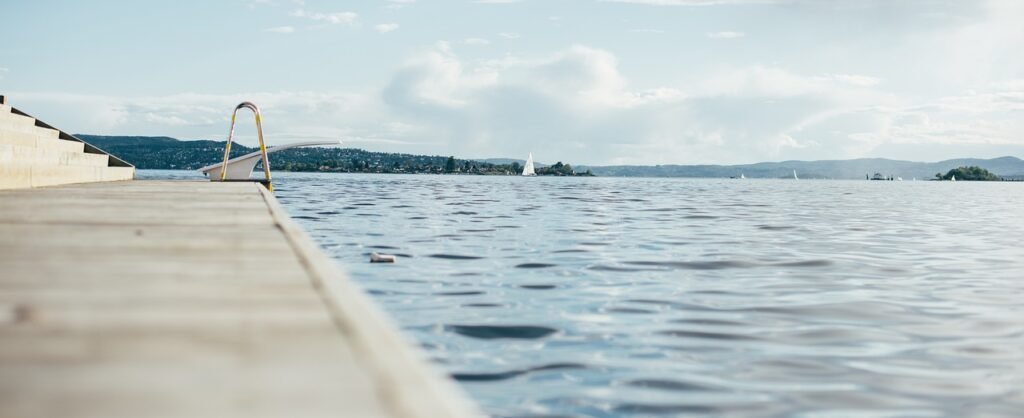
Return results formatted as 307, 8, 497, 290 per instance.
199, 140, 341, 181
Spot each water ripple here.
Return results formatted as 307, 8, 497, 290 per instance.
453, 363, 586, 382
623, 379, 716, 391
429, 254, 485, 260
268, 172, 1024, 418
515, 263, 557, 269
625, 260, 758, 270
448, 325, 558, 340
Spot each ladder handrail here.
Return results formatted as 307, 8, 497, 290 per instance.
220, 102, 273, 191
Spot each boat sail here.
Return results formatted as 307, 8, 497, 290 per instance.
522, 152, 536, 176
951, 175, 956, 182
793, 170, 799, 180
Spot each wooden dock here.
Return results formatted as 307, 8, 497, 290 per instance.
0, 180, 480, 418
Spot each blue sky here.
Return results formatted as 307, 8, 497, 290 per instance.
2, 0, 1022, 164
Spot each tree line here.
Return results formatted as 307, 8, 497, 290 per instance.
78, 135, 592, 176
935, 166, 1002, 181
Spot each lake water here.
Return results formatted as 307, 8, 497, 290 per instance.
148, 171, 1024, 417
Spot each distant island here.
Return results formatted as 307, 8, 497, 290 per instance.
937, 166, 1002, 181
578, 157, 1024, 180
78, 135, 593, 176
79, 135, 1022, 180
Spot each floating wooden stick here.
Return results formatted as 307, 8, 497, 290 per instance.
370, 252, 397, 263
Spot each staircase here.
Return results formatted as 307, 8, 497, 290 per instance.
0, 95, 134, 189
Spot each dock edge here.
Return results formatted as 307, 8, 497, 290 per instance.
256, 184, 483, 418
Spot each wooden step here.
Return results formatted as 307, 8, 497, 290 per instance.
0, 143, 110, 168
0, 131, 85, 153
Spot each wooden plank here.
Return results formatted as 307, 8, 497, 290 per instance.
0, 180, 480, 418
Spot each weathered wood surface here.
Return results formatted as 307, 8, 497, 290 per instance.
0, 180, 479, 418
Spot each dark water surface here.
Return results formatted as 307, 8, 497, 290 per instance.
151, 171, 1024, 417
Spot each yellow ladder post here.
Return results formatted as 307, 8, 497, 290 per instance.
220, 102, 273, 192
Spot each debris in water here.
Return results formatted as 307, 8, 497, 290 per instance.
370, 252, 397, 263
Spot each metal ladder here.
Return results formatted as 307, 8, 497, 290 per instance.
220, 102, 273, 191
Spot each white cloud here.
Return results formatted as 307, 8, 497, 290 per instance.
289, 9, 358, 25
829, 74, 881, 87
464, 38, 490, 46
375, 23, 400, 33
11, 44, 1023, 165
601, 0, 784, 5
144, 113, 191, 126
15, 45, 991, 165
265, 26, 295, 34
386, 0, 414, 9
706, 31, 745, 39
248, 0, 273, 8
766, 78, 1024, 161
873, 84, 1024, 142
912, 0, 1024, 91
5, 91, 385, 148
375, 43, 1020, 164
380, 44, 706, 163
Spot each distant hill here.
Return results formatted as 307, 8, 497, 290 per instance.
578, 157, 1024, 180
76, 135, 578, 175
76, 135, 1023, 179
78, 135, 234, 170
472, 158, 523, 165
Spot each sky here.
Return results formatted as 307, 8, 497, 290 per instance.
1, 0, 1022, 165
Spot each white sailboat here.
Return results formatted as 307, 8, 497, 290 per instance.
951, 175, 956, 182
793, 170, 799, 180
521, 152, 536, 176
740, 173, 746, 179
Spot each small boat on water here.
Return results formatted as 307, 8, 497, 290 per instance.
951, 175, 956, 182
522, 152, 536, 176
793, 170, 799, 180
740, 173, 746, 179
